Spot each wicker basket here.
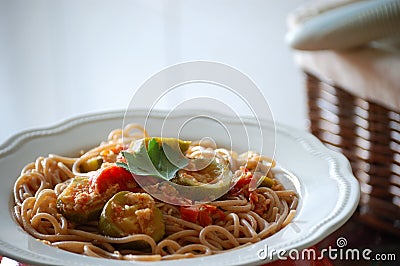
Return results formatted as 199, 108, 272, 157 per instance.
305, 71, 400, 236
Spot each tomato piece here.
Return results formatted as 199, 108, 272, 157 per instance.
89, 165, 139, 194
180, 206, 199, 224
198, 206, 213, 226
180, 204, 225, 226
199, 205, 226, 226
229, 169, 252, 196
210, 206, 226, 221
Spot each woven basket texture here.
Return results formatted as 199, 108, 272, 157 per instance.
305, 72, 400, 236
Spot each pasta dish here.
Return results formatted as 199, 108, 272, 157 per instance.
12, 124, 298, 261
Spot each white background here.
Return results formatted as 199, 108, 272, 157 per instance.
0, 0, 309, 144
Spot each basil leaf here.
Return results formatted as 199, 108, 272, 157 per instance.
147, 138, 161, 168
121, 138, 188, 181
159, 143, 189, 180
116, 161, 129, 171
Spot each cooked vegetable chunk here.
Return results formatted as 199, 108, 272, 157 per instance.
169, 158, 233, 202
173, 158, 224, 185
79, 156, 103, 173
260, 175, 276, 188
142, 137, 191, 153
56, 177, 114, 223
57, 165, 139, 224
99, 192, 165, 243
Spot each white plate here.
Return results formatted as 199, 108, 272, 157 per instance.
0, 110, 359, 266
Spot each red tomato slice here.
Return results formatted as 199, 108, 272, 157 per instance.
180, 206, 199, 224
198, 206, 213, 226
229, 169, 252, 196
180, 205, 225, 227
89, 165, 139, 194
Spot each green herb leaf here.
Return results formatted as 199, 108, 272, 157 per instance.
147, 138, 161, 167
121, 138, 189, 181
158, 141, 189, 180
116, 161, 129, 171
